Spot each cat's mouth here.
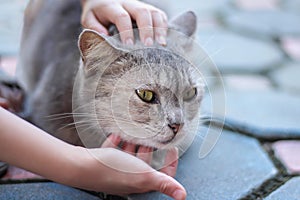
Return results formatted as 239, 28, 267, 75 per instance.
159, 134, 176, 144
160, 136, 175, 144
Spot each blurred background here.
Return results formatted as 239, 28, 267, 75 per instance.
0, 0, 28, 75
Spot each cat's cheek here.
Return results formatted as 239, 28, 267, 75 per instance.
128, 98, 152, 124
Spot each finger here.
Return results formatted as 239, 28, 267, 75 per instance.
152, 11, 167, 46
153, 172, 187, 200
101, 134, 121, 148
160, 148, 179, 177
137, 146, 153, 164
81, 11, 109, 35
122, 142, 136, 155
95, 4, 134, 44
123, 4, 154, 46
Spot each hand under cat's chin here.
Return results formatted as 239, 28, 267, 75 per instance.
101, 133, 180, 172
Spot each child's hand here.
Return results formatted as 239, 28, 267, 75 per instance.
102, 134, 179, 178
73, 146, 186, 200
81, 0, 167, 45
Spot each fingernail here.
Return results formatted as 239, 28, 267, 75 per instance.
144, 37, 153, 46
125, 38, 134, 45
173, 190, 186, 200
157, 35, 167, 46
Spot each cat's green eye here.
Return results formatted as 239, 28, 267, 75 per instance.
183, 88, 197, 101
136, 89, 156, 103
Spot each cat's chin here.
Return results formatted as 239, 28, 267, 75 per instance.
119, 135, 179, 149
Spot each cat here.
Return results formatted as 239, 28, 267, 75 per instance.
17, 0, 204, 167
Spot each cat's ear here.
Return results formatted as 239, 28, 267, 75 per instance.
169, 11, 197, 37
79, 29, 111, 61
78, 29, 123, 75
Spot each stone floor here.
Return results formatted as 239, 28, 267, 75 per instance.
1, 0, 300, 199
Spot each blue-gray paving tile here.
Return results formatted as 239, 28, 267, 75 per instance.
265, 177, 300, 200
130, 128, 277, 200
270, 62, 300, 94
0, 182, 101, 200
0, 1, 25, 55
144, 0, 231, 18
197, 29, 284, 73
203, 89, 300, 139
224, 11, 300, 38
0, 34, 21, 56
282, 0, 300, 13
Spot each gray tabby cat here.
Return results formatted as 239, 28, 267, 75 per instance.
18, 0, 204, 161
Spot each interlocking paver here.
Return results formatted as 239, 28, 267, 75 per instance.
130, 128, 277, 200
224, 11, 300, 38
156, 0, 231, 18
281, 37, 300, 61
265, 177, 300, 200
0, 1, 26, 55
235, 0, 278, 10
270, 62, 300, 93
223, 74, 272, 91
202, 89, 300, 139
272, 141, 300, 174
1, 166, 43, 181
0, 56, 17, 76
282, 0, 300, 12
197, 29, 284, 73
0, 182, 101, 200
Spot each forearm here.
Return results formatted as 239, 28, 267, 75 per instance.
0, 107, 78, 183
0, 108, 186, 198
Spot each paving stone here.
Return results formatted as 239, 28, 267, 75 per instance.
0, 56, 18, 76
270, 62, 300, 93
224, 11, 300, 39
235, 0, 279, 10
224, 74, 272, 90
197, 29, 284, 73
272, 141, 300, 174
202, 89, 300, 139
0, 182, 101, 200
1, 166, 43, 181
0, 1, 26, 55
130, 128, 277, 200
0, 33, 21, 56
145, 0, 231, 18
282, 0, 300, 12
281, 37, 300, 61
265, 177, 300, 200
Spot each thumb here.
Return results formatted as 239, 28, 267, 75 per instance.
153, 171, 186, 200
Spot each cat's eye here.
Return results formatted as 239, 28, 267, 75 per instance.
136, 89, 157, 103
183, 88, 197, 101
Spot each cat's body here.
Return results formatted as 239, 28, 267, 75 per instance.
18, 0, 83, 144
18, 0, 204, 162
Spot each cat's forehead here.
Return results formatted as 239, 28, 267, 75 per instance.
123, 48, 202, 85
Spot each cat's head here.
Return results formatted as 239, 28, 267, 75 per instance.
75, 11, 204, 149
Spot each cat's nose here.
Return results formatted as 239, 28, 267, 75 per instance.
168, 123, 182, 134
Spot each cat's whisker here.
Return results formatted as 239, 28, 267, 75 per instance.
58, 120, 98, 130
46, 112, 96, 118
76, 124, 101, 137
46, 113, 97, 121
72, 101, 94, 112
63, 119, 99, 126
